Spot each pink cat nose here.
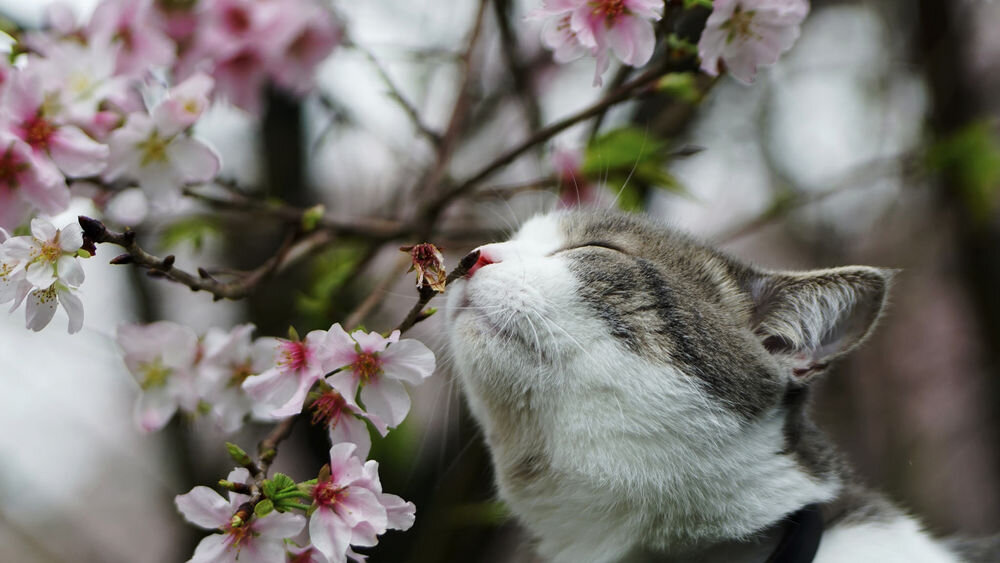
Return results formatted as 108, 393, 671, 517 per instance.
465, 247, 497, 277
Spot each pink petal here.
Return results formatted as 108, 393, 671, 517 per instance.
25, 286, 58, 331
380, 339, 435, 384
253, 511, 306, 539
324, 323, 359, 369
242, 367, 300, 410
329, 412, 372, 460
328, 442, 364, 483
48, 126, 109, 177
309, 506, 352, 563
335, 487, 387, 532
381, 493, 416, 531
326, 371, 360, 405
360, 378, 410, 428
175, 486, 231, 529
351, 330, 392, 355
188, 534, 234, 563
269, 374, 313, 417
133, 389, 179, 432
167, 136, 220, 183
608, 16, 655, 67
56, 286, 83, 334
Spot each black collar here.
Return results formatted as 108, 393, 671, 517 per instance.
765, 504, 824, 563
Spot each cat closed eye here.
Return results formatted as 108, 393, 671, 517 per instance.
551, 241, 626, 255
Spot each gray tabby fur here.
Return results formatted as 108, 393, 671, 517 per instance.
446, 209, 995, 563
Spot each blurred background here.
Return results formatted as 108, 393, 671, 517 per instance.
1, 0, 999, 561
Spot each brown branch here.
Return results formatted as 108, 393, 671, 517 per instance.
418, 56, 681, 227
78, 216, 300, 300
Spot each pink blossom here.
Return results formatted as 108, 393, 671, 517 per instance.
89, 0, 177, 76
116, 321, 200, 432
310, 387, 387, 460
267, 4, 342, 96
0, 133, 70, 217
154, 73, 215, 134
176, 467, 307, 563
103, 110, 220, 204
243, 329, 331, 417
29, 39, 134, 124
535, 0, 663, 86
325, 324, 436, 428
198, 324, 278, 433
1, 70, 110, 180
698, 0, 810, 84
308, 443, 414, 563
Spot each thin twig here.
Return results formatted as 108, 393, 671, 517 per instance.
356, 44, 443, 147
79, 216, 298, 301
394, 249, 480, 334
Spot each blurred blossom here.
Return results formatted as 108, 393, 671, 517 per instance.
197, 323, 278, 433
116, 320, 200, 432
534, 0, 663, 86
89, 0, 177, 76
325, 325, 436, 429
176, 467, 307, 563
698, 0, 810, 84
0, 131, 70, 218
552, 146, 596, 207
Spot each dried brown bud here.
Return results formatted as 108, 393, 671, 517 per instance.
401, 243, 447, 293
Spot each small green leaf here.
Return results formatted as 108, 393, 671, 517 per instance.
271, 473, 296, 491
76, 249, 92, 259
255, 499, 275, 518
301, 204, 326, 232
225, 442, 252, 467
682, 0, 713, 10
657, 72, 701, 104
928, 120, 1000, 222
287, 325, 301, 342
262, 479, 279, 499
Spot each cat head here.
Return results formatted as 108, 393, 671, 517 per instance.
445, 209, 892, 553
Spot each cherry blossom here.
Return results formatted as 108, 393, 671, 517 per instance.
535, 0, 663, 86
325, 324, 436, 428
308, 443, 414, 563
103, 106, 220, 205
30, 38, 135, 125
198, 324, 278, 433
401, 243, 446, 292
698, 0, 810, 84
267, 3, 342, 96
176, 467, 307, 563
310, 386, 387, 460
0, 218, 86, 333
116, 321, 200, 432
243, 329, 332, 417
0, 132, 71, 218
552, 146, 597, 207
0, 70, 110, 180
89, 0, 177, 77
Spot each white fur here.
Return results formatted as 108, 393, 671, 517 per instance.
815, 516, 960, 563
447, 214, 841, 562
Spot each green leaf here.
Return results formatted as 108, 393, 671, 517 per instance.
582, 127, 665, 177
262, 479, 278, 499
450, 501, 511, 527
301, 204, 326, 232
225, 442, 252, 467
159, 216, 220, 252
255, 499, 275, 518
657, 72, 701, 104
296, 243, 366, 320
271, 473, 296, 492
928, 120, 1000, 222
682, 0, 713, 9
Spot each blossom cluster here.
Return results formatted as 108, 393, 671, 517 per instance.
0, 218, 86, 333
0, 0, 340, 232
121, 320, 430, 561
534, 0, 810, 86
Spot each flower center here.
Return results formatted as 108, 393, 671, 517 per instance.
139, 358, 172, 390
227, 362, 254, 387
279, 340, 311, 371
591, 0, 626, 22
136, 130, 171, 166
312, 479, 346, 507
353, 352, 381, 383
723, 6, 759, 43
224, 6, 252, 34
310, 390, 347, 426
222, 519, 257, 550
0, 144, 30, 189
23, 116, 56, 150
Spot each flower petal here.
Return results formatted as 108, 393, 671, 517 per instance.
309, 506, 352, 563
380, 339, 435, 385
175, 486, 231, 529
254, 511, 306, 538
360, 378, 410, 428
57, 286, 84, 334
25, 286, 58, 331
48, 126, 110, 177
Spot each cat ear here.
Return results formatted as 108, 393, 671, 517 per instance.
746, 266, 895, 382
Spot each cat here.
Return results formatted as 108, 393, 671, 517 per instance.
445, 209, 998, 563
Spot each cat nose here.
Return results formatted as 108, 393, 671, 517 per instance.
464, 246, 498, 277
